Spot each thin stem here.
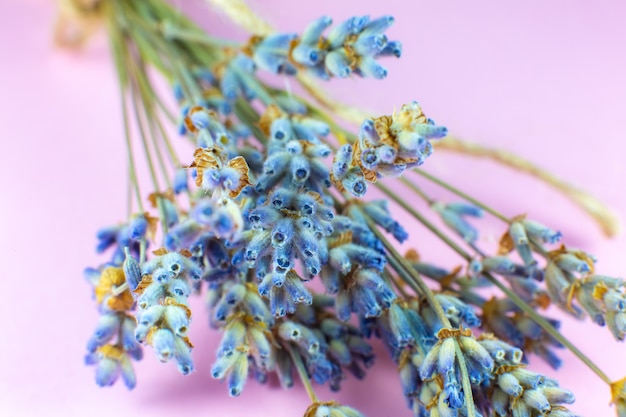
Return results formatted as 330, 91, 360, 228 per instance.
375, 181, 613, 385
376, 182, 468, 256
160, 23, 238, 47
483, 271, 612, 385
108, 4, 144, 214
384, 269, 409, 299
413, 169, 510, 223
399, 177, 434, 205
127, 64, 170, 237
455, 343, 477, 417
285, 343, 318, 403
133, 58, 173, 189
121, 91, 144, 213
385, 253, 422, 297
361, 210, 452, 328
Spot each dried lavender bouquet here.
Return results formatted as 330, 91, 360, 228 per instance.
68, 0, 625, 416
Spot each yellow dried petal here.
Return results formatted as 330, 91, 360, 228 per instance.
611, 376, 626, 403
95, 267, 125, 304
98, 344, 125, 361
592, 281, 609, 302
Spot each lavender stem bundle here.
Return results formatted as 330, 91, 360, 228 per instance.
73, 0, 626, 416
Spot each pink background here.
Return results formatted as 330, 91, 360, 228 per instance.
1, 0, 625, 416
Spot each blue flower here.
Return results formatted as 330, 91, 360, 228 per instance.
94, 213, 153, 264
251, 15, 401, 80
345, 200, 408, 243
216, 54, 258, 101
332, 102, 446, 196
246, 189, 334, 280
432, 202, 482, 244
85, 345, 139, 389
133, 251, 202, 375
85, 266, 142, 389
211, 312, 274, 396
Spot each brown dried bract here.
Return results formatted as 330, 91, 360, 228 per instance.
494, 363, 526, 376
405, 248, 421, 263
258, 104, 284, 136
436, 327, 472, 340
304, 402, 340, 417
152, 248, 168, 256
328, 231, 353, 249
241, 34, 264, 57
497, 231, 515, 255
329, 172, 346, 193
148, 190, 175, 208
133, 274, 153, 297
226, 156, 252, 198
163, 297, 192, 319
188, 147, 223, 187
351, 140, 377, 183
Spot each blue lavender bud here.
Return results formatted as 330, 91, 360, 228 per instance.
123, 248, 141, 291
379, 40, 402, 57
433, 202, 481, 244
327, 16, 369, 49
361, 200, 408, 242
325, 49, 352, 78
301, 16, 333, 44
94, 357, 119, 387
522, 219, 562, 245
87, 314, 121, 352
356, 55, 388, 79
128, 214, 148, 240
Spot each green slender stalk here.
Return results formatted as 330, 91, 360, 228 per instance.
360, 210, 477, 417
133, 62, 172, 189
399, 177, 434, 205
483, 272, 611, 385
385, 252, 423, 297
108, 5, 144, 214
285, 343, 318, 403
375, 180, 613, 386
413, 169, 510, 223
159, 24, 239, 47
454, 342, 477, 417
120, 88, 144, 213
361, 211, 451, 328
383, 269, 409, 299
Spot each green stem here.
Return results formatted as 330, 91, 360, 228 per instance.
121, 88, 144, 213
413, 169, 510, 223
285, 343, 318, 403
359, 208, 478, 415
455, 343, 477, 417
159, 23, 238, 47
399, 177, 434, 205
483, 271, 612, 385
383, 269, 409, 299
375, 181, 613, 386
376, 182, 468, 256
361, 210, 452, 328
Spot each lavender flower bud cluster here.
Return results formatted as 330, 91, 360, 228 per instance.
82, 5, 626, 417
332, 102, 447, 196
